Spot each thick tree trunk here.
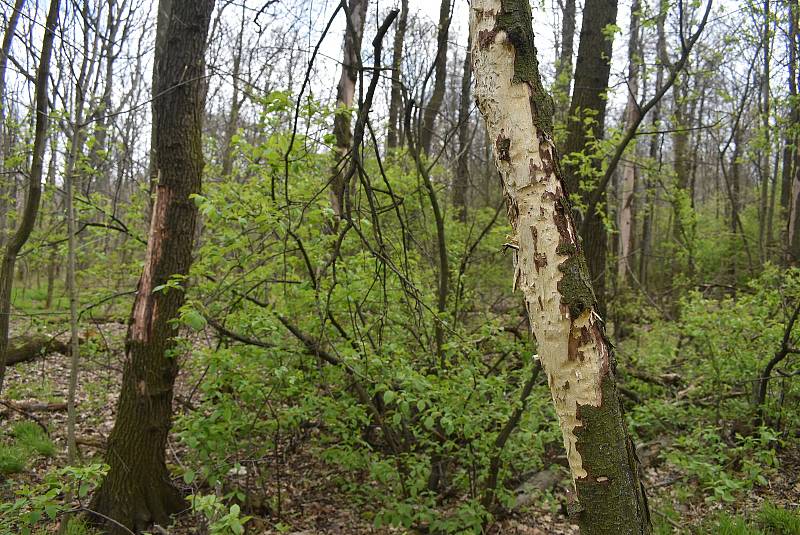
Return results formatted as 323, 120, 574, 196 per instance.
0, 0, 59, 396
470, 1, 650, 532
562, 0, 618, 317
147, 0, 173, 202
386, 0, 408, 151
453, 35, 472, 221
330, 0, 368, 218
617, 0, 640, 284
88, 1, 214, 532
419, 0, 452, 154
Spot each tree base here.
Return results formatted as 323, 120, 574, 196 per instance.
88, 476, 184, 534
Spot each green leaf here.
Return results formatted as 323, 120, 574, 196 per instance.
383, 390, 396, 404
182, 309, 207, 331
183, 468, 196, 484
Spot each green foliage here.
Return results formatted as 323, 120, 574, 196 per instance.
0, 464, 108, 534
190, 494, 252, 535
168, 99, 559, 533
665, 426, 779, 503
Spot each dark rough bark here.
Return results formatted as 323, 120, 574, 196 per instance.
562, 0, 618, 317
386, 0, 408, 150
0, 0, 59, 396
453, 35, 472, 221
419, 0, 452, 154
88, 1, 214, 532
147, 0, 173, 200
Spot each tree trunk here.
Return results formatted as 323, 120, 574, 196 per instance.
470, 1, 651, 532
0, 0, 59, 396
553, 0, 576, 122
453, 35, 472, 221
638, 0, 668, 288
758, 0, 771, 262
147, 0, 173, 203
88, 1, 214, 532
0, 0, 25, 251
221, 3, 246, 178
330, 0, 368, 219
781, 0, 798, 238
562, 0, 618, 317
419, 0, 452, 154
617, 0, 640, 285
386, 0, 408, 151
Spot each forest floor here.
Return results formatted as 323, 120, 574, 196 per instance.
1, 319, 799, 534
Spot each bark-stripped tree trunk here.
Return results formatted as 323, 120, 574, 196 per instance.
0, 0, 25, 250
470, 1, 650, 532
331, 0, 368, 218
419, 0, 452, 154
0, 0, 59, 396
617, 0, 640, 284
562, 0, 618, 317
88, 0, 214, 531
386, 0, 408, 151
453, 35, 472, 221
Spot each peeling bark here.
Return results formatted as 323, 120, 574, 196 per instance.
470, 0, 650, 531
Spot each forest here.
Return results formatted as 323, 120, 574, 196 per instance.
0, 0, 799, 533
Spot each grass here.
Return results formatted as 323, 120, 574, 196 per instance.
699, 504, 800, 535
712, 512, 763, 535
12, 422, 56, 457
0, 422, 56, 475
0, 444, 28, 475
757, 502, 800, 534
